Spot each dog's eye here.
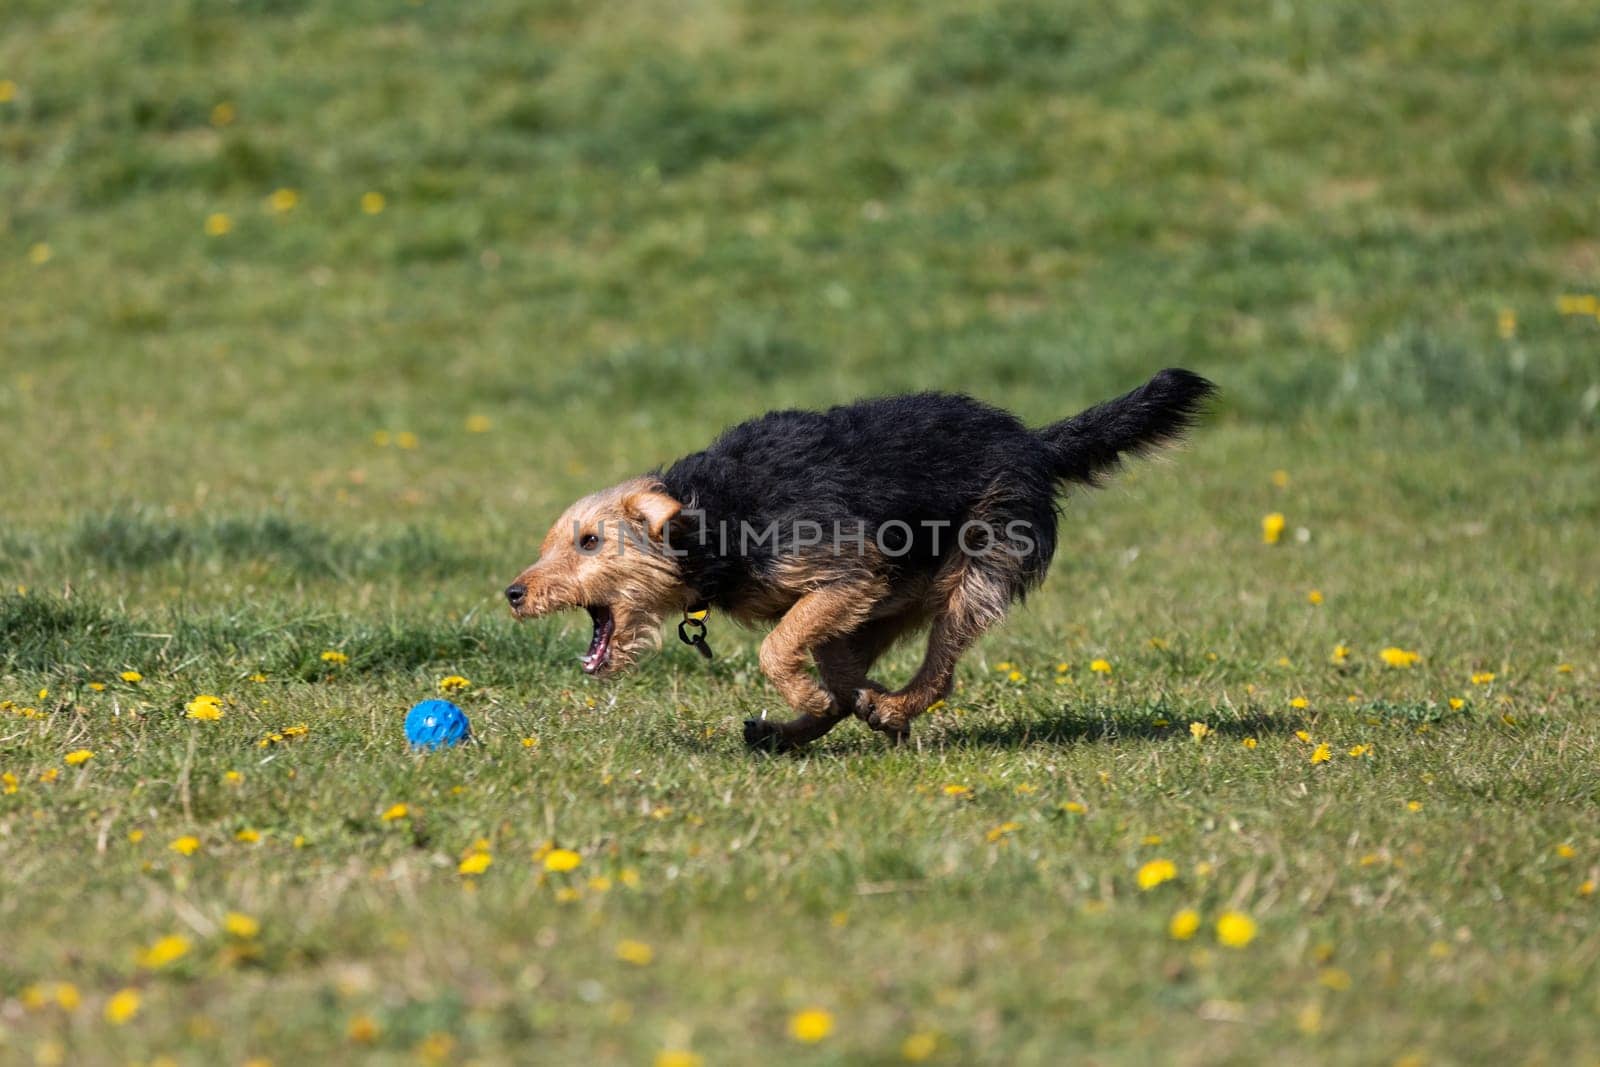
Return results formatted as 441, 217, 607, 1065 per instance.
579, 532, 600, 551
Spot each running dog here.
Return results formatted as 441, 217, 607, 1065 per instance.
505, 368, 1215, 751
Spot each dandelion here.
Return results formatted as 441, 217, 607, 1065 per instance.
902, 1032, 939, 1062
360, 191, 386, 215
187, 694, 224, 720
1270, 469, 1290, 488
458, 851, 493, 875
544, 848, 582, 872
1189, 721, 1210, 741
1241, 737, 1257, 749
655, 1052, 703, 1067
1137, 859, 1178, 890
1142, 834, 1163, 846
1060, 801, 1086, 814
1448, 698, 1465, 711
28, 242, 53, 264
382, 803, 410, 821
1331, 645, 1350, 665
995, 661, 1013, 672
985, 821, 1022, 843
1557, 294, 1598, 315
347, 1015, 380, 1044
615, 939, 654, 966
1289, 697, 1309, 710
788, 1008, 835, 1043
1090, 658, 1112, 674
1406, 800, 1423, 812
224, 912, 261, 938
1215, 911, 1257, 948
1380, 647, 1421, 669
1555, 843, 1576, 859
1557, 663, 1574, 674
39, 767, 59, 783
1261, 512, 1286, 545
169, 835, 200, 856
1347, 744, 1371, 758
320, 650, 348, 664
267, 187, 299, 213
136, 934, 192, 969
415, 1033, 454, 1063
438, 675, 470, 693
1168, 908, 1201, 940
1497, 308, 1517, 339
1581, 881, 1596, 897
465, 413, 492, 433
0, 80, 15, 103
1470, 671, 1496, 685
64, 750, 94, 766
128, 829, 144, 843
235, 828, 261, 844
2, 771, 18, 794
248, 672, 267, 683
105, 988, 141, 1024
1007, 669, 1025, 683
1310, 743, 1331, 764
225, 770, 243, 784
1149, 637, 1168, 650
120, 670, 143, 683
204, 212, 233, 237
942, 784, 971, 797
396, 431, 419, 449
210, 100, 236, 126
89, 682, 106, 691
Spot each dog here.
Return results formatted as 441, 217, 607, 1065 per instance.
506, 368, 1215, 751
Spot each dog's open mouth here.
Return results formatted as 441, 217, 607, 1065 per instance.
581, 604, 616, 674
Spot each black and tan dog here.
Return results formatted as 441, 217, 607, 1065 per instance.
506, 368, 1214, 751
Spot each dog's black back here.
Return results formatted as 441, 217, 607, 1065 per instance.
659, 369, 1214, 606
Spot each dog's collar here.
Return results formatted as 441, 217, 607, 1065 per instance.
677, 602, 713, 662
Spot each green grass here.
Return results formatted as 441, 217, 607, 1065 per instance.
3, 0, 1600, 1063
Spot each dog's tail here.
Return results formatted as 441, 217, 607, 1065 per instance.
1038, 368, 1216, 487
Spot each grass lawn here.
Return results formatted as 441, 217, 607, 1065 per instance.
3, 1, 1599, 1063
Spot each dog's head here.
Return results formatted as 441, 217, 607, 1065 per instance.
506, 478, 689, 677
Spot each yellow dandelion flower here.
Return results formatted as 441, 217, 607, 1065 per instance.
1307, 589, 1324, 605
465, 413, 492, 433
1060, 801, 1086, 814
1580, 880, 1595, 898
1189, 721, 1210, 741
655, 1052, 703, 1067
136, 934, 192, 969
1137, 859, 1178, 890
553, 885, 582, 903
396, 431, 419, 449
1014, 783, 1037, 795
187, 694, 224, 720
900, 1031, 940, 1061
615, 939, 654, 966
224, 912, 260, 938
1497, 307, 1516, 339
1331, 645, 1350, 665
204, 212, 232, 237
347, 1015, 380, 1044
64, 750, 94, 766
438, 674, 470, 693
1555, 843, 1576, 859
415, 1033, 454, 1063
360, 191, 386, 215
169, 835, 200, 856
248, 672, 267, 683
1149, 636, 1169, 650
788, 1008, 835, 1043
320, 650, 348, 664
105, 988, 141, 1025
1556, 663, 1573, 674
1470, 671, 1495, 685
210, 100, 236, 126
985, 820, 1022, 843
995, 661, 1013, 672
1347, 744, 1371, 758
39, 767, 59, 783
267, 187, 299, 213
521, 736, 539, 748
1142, 834, 1163, 846
544, 848, 582, 872
1242, 737, 1258, 749
1215, 911, 1257, 948
1090, 658, 1112, 674
2, 771, 18, 794
458, 851, 493, 875
1310, 743, 1331, 764
1380, 647, 1421, 669
1270, 469, 1290, 488
120, 670, 143, 683
28, 242, 53, 264
1168, 908, 1201, 940
225, 770, 243, 784
1449, 697, 1465, 711
942, 783, 971, 797
89, 682, 106, 691
128, 829, 144, 843
1261, 512, 1286, 545
0, 80, 15, 103
1289, 697, 1309, 710
1406, 800, 1423, 812
381, 803, 409, 821
235, 828, 261, 843
1557, 294, 1598, 315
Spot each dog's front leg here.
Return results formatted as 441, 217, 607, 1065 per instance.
744, 581, 881, 753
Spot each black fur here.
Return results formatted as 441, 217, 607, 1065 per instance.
657, 368, 1216, 610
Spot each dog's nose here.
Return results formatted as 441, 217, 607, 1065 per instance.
505, 584, 526, 607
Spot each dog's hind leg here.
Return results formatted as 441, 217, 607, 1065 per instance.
857, 562, 1013, 743
815, 611, 919, 711
743, 579, 885, 753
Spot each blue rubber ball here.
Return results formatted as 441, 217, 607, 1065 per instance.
405, 699, 471, 750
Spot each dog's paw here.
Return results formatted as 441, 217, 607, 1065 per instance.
743, 717, 793, 754
855, 689, 911, 744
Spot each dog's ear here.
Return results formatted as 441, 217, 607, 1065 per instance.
622, 488, 682, 541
